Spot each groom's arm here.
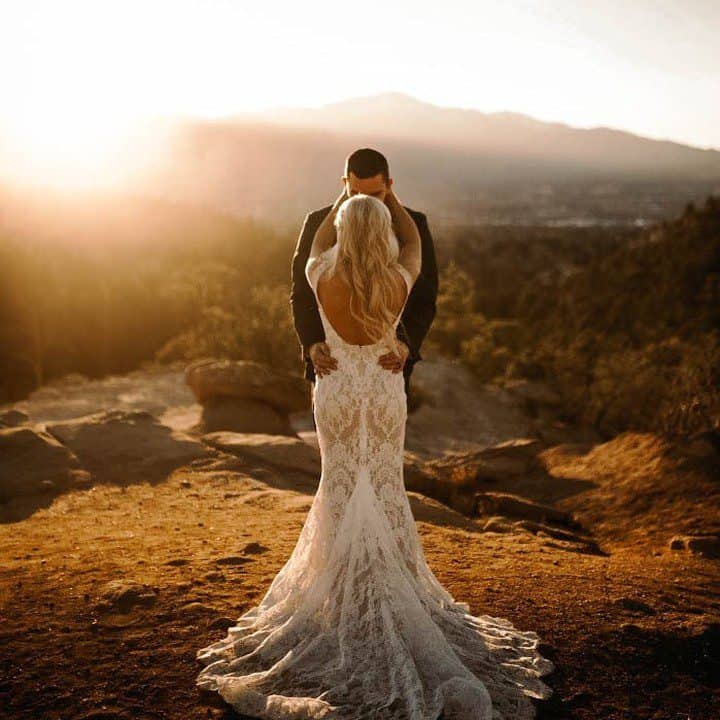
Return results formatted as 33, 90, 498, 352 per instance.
396, 212, 438, 364
291, 211, 326, 364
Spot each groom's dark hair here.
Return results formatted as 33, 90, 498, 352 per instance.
345, 148, 389, 183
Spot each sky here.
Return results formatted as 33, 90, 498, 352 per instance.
0, 0, 718, 183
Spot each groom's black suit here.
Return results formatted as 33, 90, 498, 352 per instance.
291, 204, 439, 395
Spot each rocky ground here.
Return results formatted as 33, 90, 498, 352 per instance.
1, 359, 719, 720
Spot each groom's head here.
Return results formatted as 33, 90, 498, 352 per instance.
343, 148, 391, 202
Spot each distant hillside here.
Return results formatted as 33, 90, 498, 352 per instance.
251, 92, 720, 180
134, 93, 720, 227
515, 195, 720, 437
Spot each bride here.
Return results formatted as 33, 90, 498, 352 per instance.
196, 187, 555, 719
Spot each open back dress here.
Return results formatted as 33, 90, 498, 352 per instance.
196, 244, 555, 719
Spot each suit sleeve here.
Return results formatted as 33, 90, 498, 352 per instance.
290, 212, 326, 362
396, 212, 438, 364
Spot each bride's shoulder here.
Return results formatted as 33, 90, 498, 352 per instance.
306, 246, 336, 285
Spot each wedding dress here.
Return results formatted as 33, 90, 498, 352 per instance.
196, 245, 554, 719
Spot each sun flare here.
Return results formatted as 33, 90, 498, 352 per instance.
0, 0, 717, 191
1, 103, 149, 189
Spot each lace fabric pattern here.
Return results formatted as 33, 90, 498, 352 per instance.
196, 246, 555, 719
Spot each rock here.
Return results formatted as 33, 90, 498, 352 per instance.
406, 356, 538, 458
240, 542, 269, 554
203, 571, 225, 582
185, 359, 309, 435
165, 558, 189, 567
0, 409, 29, 428
474, 491, 578, 528
203, 432, 320, 476
407, 440, 550, 519
402, 460, 478, 516
511, 518, 602, 554
422, 438, 542, 486
513, 518, 596, 543
669, 534, 720, 559
614, 597, 655, 614
215, 556, 251, 566
209, 616, 236, 631
0, 425, 92, 503
201, 397, 299, 436
180, 602, 213, 614
482, 516, 514, 533
474, 438, 542, 478
46, 409, 208, 483
689, 535, 713, 557
97, 580, 157, 613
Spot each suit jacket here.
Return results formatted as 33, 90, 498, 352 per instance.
290, 204, 439, 384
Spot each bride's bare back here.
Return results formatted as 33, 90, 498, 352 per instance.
316, 265, 409, 346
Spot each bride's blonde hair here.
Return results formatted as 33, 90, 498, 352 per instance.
330, 194, 403, 354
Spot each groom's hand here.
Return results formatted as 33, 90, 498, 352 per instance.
309, 341, 338, 377
378, 341, 409, 374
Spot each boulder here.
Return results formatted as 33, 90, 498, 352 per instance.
0, 409, 29, 428
402, 457, 478, 516
96, 580, 157, 613
482, 516, 514, 533
406, 356, 537, 458
512, 518, 601, 553
203, 432, 321, 476
404, 440, 546, 518
613, 597, 655, 614
46, 409, 208, 483
185, 359, 309, 435
423, 438, 543, 485
0, 425, 91, 503
473, 491, 578, 528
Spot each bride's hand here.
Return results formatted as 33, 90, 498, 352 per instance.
384, 184, 400, 214
331, 188, 350, 213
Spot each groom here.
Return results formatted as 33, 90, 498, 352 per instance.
290, 147, 439, 401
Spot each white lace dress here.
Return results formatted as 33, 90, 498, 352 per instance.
196, 245, 555, 719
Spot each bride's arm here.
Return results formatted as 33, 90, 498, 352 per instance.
385, 188, 422, 281
308, 189, 349, 261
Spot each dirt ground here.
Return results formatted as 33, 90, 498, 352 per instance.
1, 435, 719, 720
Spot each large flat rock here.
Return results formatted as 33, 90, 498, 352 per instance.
46, 409, 210, 483
202, 431, 321, 476
0, 425, 91, 503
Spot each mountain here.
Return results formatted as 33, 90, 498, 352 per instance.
250, 92, 720, 179
134, 93, 720, 227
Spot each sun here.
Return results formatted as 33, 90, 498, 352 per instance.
0, 0, 186, 191
1, 101, 148, 189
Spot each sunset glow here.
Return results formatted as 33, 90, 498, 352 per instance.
1, 0, 718, 189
